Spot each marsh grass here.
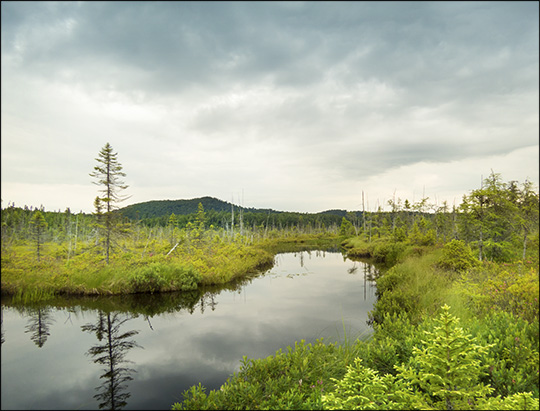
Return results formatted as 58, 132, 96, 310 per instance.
1, 236, 278, 302
369, 245, 474, 325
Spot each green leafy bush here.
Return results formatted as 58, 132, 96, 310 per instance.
129, 263, 167, 293
362, 312, 420, 375
468, 311, 539, 398
437, 239, 480, 272
455, 261, 539, 322
167, 264, 203, 291
339, 218, 356, 237
372, 242, 407, 267
128, 263, 202, 293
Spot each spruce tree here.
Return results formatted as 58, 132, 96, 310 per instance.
89, 143, 129, 264
29, 210, 48, 261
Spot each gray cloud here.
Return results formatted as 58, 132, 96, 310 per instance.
1, 1, 538, 212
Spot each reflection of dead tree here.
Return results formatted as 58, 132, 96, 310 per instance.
347, 263, 358, 274
1, 306, 4, 345
208, 293, 217, 311
361, 263, 378, 301
82, 312, 141, 410
199, 291, 218, 314
145, 315, 154, 331
25, 307, 55, 348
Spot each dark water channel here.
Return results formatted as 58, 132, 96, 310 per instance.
1, 250, 378, 410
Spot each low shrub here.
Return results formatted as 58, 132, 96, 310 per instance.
172, 339, 363, 410
343, 237, 410, 266
128, 263, 202, 293
454, 261, 539, 322
468, 311, 539, 398
437, 239, 481, 272
372, 242, 407, 266
361, 312, 420, 376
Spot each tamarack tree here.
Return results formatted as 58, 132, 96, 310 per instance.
89, 143, 129, 264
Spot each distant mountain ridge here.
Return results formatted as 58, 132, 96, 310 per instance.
118, 196, 352, 220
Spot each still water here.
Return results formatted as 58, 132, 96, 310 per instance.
1, 250, 378, 410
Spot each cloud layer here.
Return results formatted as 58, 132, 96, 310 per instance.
2, 2, 538, 213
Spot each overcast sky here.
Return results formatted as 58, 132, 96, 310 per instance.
2, 1, 538, 214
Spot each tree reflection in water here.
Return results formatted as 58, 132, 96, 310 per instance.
1, 306, 4, 345
198, 291, 218, 314
25, 307, 54, 348
82, 312, 141, 410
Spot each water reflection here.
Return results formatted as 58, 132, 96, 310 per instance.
199, 291, 219, 314
25, 307, 55, 348
1, 251, 380, 410
347, 263, 358, 274
1, 305, 4, 345
82, 312, 142, 410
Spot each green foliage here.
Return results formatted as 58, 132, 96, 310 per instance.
129, 263, 168, 293
173, 304, 538, 410
173, 339, 362, 410
468, 311, 539, 398
2, 172, 539, 409
395, 305, 495, 410
342, 237, 373, 258
369, 248, 451, 325
118, 196, 346, 232
339, 217, 355, 237
459, 172, 539, 263
409, 217, 437, 246
168, 213, 178, 228
322, 358, 411, 410
454, 261, 539, 322
29, 210, 48, 261
342, 236, 410, 266
482, 392, 539, 410
437, 239, 480, 272
371, 241, 407, 267
129, 263, 202, 293
361, 312, 420, 375
324, 306, 538, 410
393, 226, 407, 242
89, 142, 129, 264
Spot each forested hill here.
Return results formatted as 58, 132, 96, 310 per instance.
118, 196, 318, 219
117, 196, 356, 228
119, 196, 247, 219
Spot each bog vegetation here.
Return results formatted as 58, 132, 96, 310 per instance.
1, 143, 538, 409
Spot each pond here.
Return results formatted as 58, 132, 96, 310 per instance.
1, 250, 378, 410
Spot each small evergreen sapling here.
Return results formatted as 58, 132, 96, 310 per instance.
395, 304, 494, 409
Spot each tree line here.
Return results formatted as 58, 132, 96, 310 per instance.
1, 143, 538, 265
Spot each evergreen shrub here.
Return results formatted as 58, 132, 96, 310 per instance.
437, 239, 480, 272
324, 305, 539, 410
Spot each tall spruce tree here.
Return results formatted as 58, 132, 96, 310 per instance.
29, 210, 48, 261
89, 143, 129, 264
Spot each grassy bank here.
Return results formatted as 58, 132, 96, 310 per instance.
172, 235, 539, 410
0, 233, 341, 302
